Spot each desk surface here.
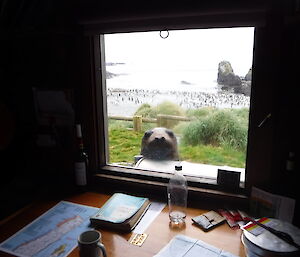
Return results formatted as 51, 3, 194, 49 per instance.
0, 192, 246, 257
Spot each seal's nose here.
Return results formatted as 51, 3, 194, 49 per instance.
155, 136, 165, 142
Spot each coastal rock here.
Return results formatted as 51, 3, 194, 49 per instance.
217, 61, 252, 96
245, 68, 252, 81
106, 62, 126, 66
106, 71, 117, 79
217, 61, 242, 87
234, 81, 251, 96
180, 80, 193, 85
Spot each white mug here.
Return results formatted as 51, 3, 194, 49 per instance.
78, 230, 107, 257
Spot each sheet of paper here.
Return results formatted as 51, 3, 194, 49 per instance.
153, 235, 238, 257
133, 202, 166, 234
251, 187, 295, 222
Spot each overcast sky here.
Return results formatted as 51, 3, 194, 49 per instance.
104, 27, 255, 76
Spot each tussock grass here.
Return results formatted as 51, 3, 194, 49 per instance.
182, 108, 248, 151
135, 101, 185, 128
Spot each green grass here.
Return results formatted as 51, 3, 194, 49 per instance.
108, 128, 144, 163
178, 144, 245, 168
108, 128, 246, 168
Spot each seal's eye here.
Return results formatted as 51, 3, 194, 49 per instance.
143, 130, 153, 138
165, 129, 175, 138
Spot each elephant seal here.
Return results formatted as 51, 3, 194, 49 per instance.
141, 127, 179, 160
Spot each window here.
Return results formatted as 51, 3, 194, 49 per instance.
96, 27, 254, 189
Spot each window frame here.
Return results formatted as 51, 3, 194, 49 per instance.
82, 10, 280, 205
93, 28, 251, 194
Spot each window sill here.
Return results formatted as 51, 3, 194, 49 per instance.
134, 158, 245, 183
92, 165, 249, 209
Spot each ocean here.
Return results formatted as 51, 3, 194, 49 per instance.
106, 64, 220, 93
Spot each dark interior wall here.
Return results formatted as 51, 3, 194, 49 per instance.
0, 31, 85, 218
0, 36, 37, 217
270, 21, 299, 200
0, 0, 299, 222
246, 2, 300, 225
273, 23, 300, 226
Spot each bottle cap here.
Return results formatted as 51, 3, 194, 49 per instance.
175, 165, 182, 171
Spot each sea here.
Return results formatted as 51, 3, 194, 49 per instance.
106, 64, 219, 93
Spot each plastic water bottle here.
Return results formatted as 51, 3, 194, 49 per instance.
167, 165, 188, 224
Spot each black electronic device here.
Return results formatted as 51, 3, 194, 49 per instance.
217, 169, 241, 192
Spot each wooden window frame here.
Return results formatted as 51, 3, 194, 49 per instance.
80, 10, 281, 207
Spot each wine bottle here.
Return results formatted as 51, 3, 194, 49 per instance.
74, 124, 88, 190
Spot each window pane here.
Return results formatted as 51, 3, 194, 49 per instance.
103, 28, 254, 182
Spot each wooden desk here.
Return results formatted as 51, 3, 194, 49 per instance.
0, 192, 246, 257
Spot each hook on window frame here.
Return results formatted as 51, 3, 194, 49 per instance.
160, 30, 169, 39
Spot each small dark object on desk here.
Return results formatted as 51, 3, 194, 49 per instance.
192, 211, 226, 231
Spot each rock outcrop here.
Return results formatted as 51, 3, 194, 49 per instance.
217, 61, 251, 96
245, 68, 252, 81
180, 80, 193, 85
234, 81, 251, 96
217, 61, 242, 87
106, 71, 117, 79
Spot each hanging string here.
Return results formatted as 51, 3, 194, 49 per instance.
159, 30, 169, 39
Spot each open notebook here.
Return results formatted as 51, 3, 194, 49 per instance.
154, 234, 238, 257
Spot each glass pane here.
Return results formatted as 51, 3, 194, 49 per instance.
103, 27, 254, 182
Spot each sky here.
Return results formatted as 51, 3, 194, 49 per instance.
104, 27, 255, 77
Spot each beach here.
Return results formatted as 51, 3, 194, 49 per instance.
107, 88, 250, 116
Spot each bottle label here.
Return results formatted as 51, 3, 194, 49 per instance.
75, 162, 87, 186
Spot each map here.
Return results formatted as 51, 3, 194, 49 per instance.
0, 201, 99, 257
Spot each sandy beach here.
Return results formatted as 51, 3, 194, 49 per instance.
107, 88, 250, 116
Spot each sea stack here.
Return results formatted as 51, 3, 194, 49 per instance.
217, 60, 242, 87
